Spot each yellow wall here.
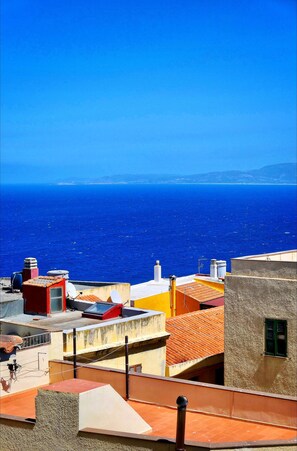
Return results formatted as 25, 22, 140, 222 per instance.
194, 278, 224, 293
132, 292, 171, 318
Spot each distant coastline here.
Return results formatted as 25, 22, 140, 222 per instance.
56, 163, 296, 186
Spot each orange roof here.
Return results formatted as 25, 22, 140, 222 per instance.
166, 306, 224, 366
22, 276, 63, 288
1, 384, 296, 444
76, 294, 102, 302
176, 281, 223, 304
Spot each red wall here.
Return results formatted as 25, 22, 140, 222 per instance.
23, 279, 66, 315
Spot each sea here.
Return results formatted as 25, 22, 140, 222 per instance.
0, 184, 296, 284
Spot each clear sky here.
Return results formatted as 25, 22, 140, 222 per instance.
1, 0, 296, 183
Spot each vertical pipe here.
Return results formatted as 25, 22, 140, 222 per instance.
175, 395, 188, 451
73, 328, 77, 379
170, 275, 177, 317
125, 335, 129, 400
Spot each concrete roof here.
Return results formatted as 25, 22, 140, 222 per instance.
234, 249, 297, 262
0, 307, 164, 333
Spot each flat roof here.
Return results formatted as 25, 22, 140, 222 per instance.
0, 279, 23, 304
1, 385, 296, 444
234, 250, 297, 262
0, 307, 163, 333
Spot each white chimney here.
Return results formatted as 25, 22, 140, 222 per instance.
210, 259, 217, 279
217, 260, 227, 279
154, 260, 162, 282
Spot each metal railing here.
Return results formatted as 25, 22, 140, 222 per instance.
21, 332, 51, 349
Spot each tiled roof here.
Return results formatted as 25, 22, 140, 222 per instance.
76, 294, 102, 302
166, 306, 224, 366
22, 276, 63, 288
176, 281, 223, 304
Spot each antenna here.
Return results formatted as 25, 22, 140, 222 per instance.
110, 290, 122, 304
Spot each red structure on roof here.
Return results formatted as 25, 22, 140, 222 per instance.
23, 276, 66, 315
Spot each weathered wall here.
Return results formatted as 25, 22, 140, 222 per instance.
224, 273, 297, 396
79, 283, 130, 304
64, 312, 167, 353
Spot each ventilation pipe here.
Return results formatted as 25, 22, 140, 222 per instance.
210, 259, 217, 279
175, 395, 188, 451
154, 260, 162, 282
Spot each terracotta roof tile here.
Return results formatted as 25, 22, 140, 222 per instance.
176, 281, 223, 304
166, 306, 224, 366
22, 276, 63, 288
76, 294, 102, 302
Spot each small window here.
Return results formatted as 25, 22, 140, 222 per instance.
50, 287, 63, 312
265, 319, 287, 357
129, 364, 142, 373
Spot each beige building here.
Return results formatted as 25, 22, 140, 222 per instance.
224, 250, 297, 396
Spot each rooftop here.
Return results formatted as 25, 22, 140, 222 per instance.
130, 274, 197, 300
235, 249, 297, 262
22, 276, 64, 287
1, 378, 296, 445
176, 281, 222, 304
166, 307, 224, 366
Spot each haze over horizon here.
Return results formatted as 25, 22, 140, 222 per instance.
1, 0, 296, 184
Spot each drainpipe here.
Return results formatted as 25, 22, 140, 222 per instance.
170, 275, 177, 317
175, 395, 188, 451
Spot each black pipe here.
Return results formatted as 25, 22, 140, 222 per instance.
125, 335, 129, 400
73, 328, 77, 379
175, 395, 188, 451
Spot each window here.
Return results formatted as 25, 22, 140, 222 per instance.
50, 287, 63, 312
129, 364, 142, 373
265, 319, 287, 357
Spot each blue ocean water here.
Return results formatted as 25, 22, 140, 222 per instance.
1, 184, 296, 284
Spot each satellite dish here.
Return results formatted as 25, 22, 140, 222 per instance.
110, 290, 122, 304
66, 282, 77, 299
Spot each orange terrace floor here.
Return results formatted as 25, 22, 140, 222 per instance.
0, 388, 296, 444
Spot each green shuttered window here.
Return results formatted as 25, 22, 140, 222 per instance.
265, 319, 287, 357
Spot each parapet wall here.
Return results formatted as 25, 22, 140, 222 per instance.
49, 360, 297, 429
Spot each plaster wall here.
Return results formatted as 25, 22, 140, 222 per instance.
224, 274, 297, 396
79, 283, 130, 304
49, 360, 297, 429
132, 292, 171, 317
91, 344, 167, 376
64, 312, 167, 354
0, 331, 63, 397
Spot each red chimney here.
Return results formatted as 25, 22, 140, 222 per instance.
23, 257, 39, 282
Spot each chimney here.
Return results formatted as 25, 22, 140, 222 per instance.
210, 259, 217, 279
154, 260, 162, 282
216, 260, 227, 279
23, 257, 39, 282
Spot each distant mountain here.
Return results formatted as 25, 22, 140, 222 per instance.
57, 163, 297, 185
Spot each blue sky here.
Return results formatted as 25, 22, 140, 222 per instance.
1, 0, 296, 183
